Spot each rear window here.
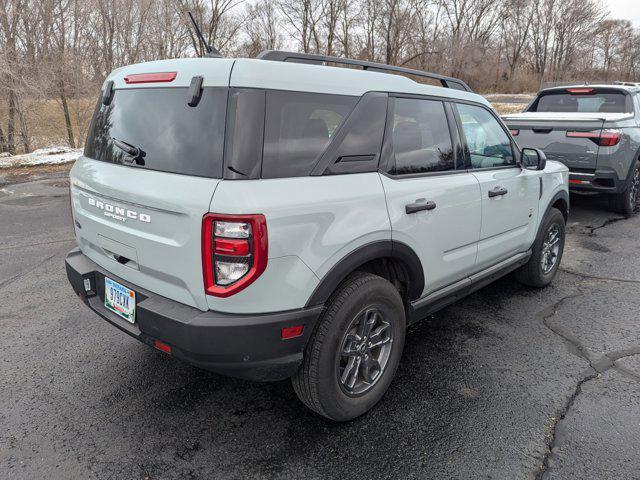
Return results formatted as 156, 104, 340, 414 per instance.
262, 91, 358, 178
530, 90, 631, 113
84, 87, 227, 178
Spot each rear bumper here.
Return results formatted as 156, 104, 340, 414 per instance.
568, 168, 626, 193
65, 248, 322, 381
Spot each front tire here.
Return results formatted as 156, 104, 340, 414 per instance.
292, 272, 406, 421
515, 207, 566, 288
608, 161, 640, 215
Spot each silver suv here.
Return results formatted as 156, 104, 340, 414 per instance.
65, 51, 569, 421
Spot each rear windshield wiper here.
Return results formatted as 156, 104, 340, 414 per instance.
112, 137, 146, 165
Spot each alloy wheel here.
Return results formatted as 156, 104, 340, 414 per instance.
337, 307, 393, 396
541, 223, 562, 274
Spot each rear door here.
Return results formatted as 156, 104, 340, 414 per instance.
454, 102, 540, 269
380, 96, 482, 295
70, 61, 233, 310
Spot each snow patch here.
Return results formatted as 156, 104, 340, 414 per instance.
0, 146, 82, 169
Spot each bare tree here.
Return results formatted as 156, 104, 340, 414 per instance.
277, 0, 322, 53
501, 0, 535, 80
243, 0, 282, 55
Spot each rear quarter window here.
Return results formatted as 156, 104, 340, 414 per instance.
84, 87, 227, 178
261, 91, 358, 178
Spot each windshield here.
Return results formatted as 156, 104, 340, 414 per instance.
84, 87, 227, 178
530, 89, 631, 114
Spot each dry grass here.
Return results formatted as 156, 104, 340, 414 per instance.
488, 94, 535, 115
492, 102, 527, 115
0, 161, 72, 186
1, 97, 95, 153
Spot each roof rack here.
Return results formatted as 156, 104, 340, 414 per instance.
256, 50, 472, 92
614, 81, 640, 87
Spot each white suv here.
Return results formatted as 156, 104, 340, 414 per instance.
65, 51, 569, 421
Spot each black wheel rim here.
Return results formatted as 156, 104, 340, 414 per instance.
541, 223, 561, 274
336, 307, 393, 396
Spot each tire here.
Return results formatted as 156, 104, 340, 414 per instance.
515, 207, 566, 288
608, 161, 640, 215
292, 272, 406, 421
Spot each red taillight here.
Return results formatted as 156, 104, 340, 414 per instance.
598, 130, 623, 147
202, 213, 268, 297
154, 340, 172, 354
566, 129, 622, 147
124, 72, 177, 84
510, 129, 520, 136
567, 88, 594, 95
214, 238, 251, 256
281, 325, 304, 340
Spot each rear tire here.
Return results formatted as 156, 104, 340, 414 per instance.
292, 272, 405, 421
608, 161, 640, 215
515, 207, 565, 288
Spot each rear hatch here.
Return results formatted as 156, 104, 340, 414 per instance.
503, 87, 633, 171
504, 113, 606, 170
70, 59, 234, 310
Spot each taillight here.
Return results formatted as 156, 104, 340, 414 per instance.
598, 130, 623, 147
202, 214, 268, 297
566, 129, 622, 147
124, 72, 177, 84
510, 129, 520, 136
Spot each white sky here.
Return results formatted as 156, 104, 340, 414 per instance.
605, 0, 640, 26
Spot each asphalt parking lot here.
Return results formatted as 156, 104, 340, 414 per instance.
1, 172, 639, 480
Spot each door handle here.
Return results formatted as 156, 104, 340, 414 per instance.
405, 200, 437, 214
488, 186, 508, 198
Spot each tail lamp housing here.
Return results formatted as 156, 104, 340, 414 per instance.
202, 213, 268, 297
566, 129, 622, 147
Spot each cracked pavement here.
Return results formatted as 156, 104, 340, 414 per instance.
1, 175, 639, 480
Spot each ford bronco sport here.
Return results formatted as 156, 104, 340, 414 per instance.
66, 51, 569, 421
503, 85, 640, 215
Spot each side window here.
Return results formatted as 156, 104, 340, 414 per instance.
391, 98, 455, 175
262, 91, 358, 178
455, 103, 515, 169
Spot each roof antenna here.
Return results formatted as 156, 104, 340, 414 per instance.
187, 11, 222, 58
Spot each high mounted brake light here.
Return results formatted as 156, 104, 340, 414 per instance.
124, 72, 177, 84
202, 214, 268, 297
567, 88, 595, 95
566, 129, 622, 147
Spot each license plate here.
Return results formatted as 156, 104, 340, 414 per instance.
104, 277, 136, 323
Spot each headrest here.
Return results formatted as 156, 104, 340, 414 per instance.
394, 121, 422, 153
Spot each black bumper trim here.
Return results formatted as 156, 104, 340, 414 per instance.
569, 169, 625, 193
65, 248, 323, 381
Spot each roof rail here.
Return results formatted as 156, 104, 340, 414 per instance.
256, 50, 472, 92
614, 81, 640, 87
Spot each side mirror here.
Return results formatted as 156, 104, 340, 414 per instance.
521, 147, 547, 171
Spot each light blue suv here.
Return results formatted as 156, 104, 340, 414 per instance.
65, 51, 569, 421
